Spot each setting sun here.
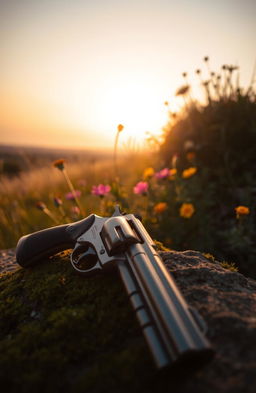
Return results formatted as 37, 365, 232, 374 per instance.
95, 73, 168, 143
0, 0, 255, 149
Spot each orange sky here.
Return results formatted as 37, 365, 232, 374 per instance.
0, 0, 255, 149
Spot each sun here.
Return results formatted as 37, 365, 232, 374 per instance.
96, 74, 168, 145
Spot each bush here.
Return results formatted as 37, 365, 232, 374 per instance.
158, 60, 256, 276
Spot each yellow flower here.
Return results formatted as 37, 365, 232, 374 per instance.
180, 203, 195, 218
53, 158, 66, 170
117, 124, 124, 132
154, 202, 168, 214
235, 205, 250, 218
169, 168, 177, 180
182, 167, 197, 179
143, 167, 155, 179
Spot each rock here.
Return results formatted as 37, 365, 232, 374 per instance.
0, 249, 19, 273
0, 249, 256, 393
161, 250, 256, 393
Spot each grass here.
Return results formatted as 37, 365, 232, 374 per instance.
0, 151, 155, 248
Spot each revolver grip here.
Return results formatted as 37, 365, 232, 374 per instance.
16, 214, 96, 267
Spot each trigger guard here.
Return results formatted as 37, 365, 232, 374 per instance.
70, 257, 102, 276
70, 243, 103, 276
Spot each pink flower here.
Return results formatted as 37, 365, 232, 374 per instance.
71, 206, 80, 215
65, 190, 82, 200
133, 181, 148, 195
91, 184, 111, 197
53, 197, 63, 207
155, 168, 170, 179
78, 179, 87, 187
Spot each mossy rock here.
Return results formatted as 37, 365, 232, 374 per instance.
0, 252, 163, 393
1, 249, 256, 393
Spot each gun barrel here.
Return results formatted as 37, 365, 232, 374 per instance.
117, 243, 214, 369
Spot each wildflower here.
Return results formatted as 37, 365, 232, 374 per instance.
227, 65, 238, 73
235, 206, 250, 219
195, 69, 201, 75
202, 80, 210, 87
53, 197, 63, 207
184, 140, 195, 151
36, 201, 47, 211
91, 184, 111, 197
155, 168, 170, 179
35, 201, 59, 224
154, 202, 168, 214
133, 181, 148, 195
175, 85, 190, 96
114, 124, 124, 178
182, 167, 197, 179
180, 203, 195, 218
78, 179, 87, 187
186, 152, 196, 162
53, 196, 67, 220
117, 124, 124, 132
143, 167, 155, 179
164, 101, 169, 106
71, 206, 80, 216
53, 158, 84, 215
203, 56, 209, 62
172, 154, 178, 168
182, 72, 187, 78
169, 168, 177, 180
53, 159, 65, 171
65, 190, 82, 200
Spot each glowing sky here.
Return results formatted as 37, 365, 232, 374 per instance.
0, 0, 255, 149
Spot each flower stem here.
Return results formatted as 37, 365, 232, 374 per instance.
113, 131, 120, 180
43, 208, 59, 224
62, 169, 84, 216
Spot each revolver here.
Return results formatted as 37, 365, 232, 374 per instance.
16, 206, 214, 370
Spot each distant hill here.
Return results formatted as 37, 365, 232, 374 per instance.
0, 144, 112, 177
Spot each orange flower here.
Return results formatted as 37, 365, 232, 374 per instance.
182, 167, 197, 179
186, 152, 196, 161
169, 168, 177, 180
53, 158, 65, 170
235, 206, 250, 218
117, 124, 124, 132
154, 202, 168, 214
180, 203, 195, 218
143, 167, 155, 179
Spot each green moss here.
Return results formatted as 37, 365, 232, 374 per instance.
220, 261, 239, 272
154, 240, 171, 252
203, 253, 216, 262
0, 254, 168, 393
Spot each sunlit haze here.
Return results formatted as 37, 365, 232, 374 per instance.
0, 0, 255, 150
